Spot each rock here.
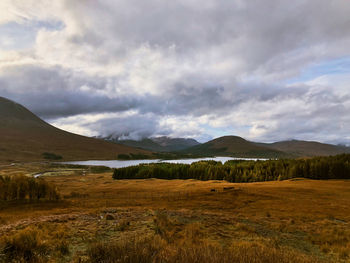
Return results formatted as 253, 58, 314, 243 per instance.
106, 214, 114, 220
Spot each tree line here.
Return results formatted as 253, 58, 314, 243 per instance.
0, 175, 60, 201
113, 154, 350, 182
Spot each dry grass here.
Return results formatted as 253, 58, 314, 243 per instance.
0, 223, 70, 262
0, 163, 349, 262
86, 234, 320, 263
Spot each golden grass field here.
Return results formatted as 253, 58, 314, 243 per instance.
0, 163, 349, 262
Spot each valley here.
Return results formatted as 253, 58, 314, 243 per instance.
0, 162, 349, 262
1, 97, 350, 262
2, 1, 350, 262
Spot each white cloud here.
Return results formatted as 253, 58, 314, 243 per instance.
1, 0, 350, 144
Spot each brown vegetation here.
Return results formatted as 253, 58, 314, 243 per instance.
87, 215, 320, 263
0, 175, 59, 201
0, 224, 69, 263
0, 163, 349, 262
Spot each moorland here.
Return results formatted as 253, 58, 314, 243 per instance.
1, 160, 350, 262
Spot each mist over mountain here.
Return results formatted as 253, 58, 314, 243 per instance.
104, 136, 200, 152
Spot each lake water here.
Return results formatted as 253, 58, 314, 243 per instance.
64, 157, 265, 169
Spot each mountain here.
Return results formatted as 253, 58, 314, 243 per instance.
183, 136, 350, 158
0, 97, 151, 162
107, 136, 200, 152
152, 136, 200, 151
182, 136, 287, 158
2, 96, 348, 162
114, 138, 162, 152
259, 140, 350, 157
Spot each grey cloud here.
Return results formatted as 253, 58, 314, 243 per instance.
2, 62, 350, 144
1, 0, 350, 144
61, 0, 350, 75
0, 64, 140, 118
256, 88, 350, 144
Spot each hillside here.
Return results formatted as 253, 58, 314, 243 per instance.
183, 135, 350, 158
259, 140, 350, 157
182, 136, 288, 158
0, 97, 151, 163
108, 136, 200, 152
115, 138, 162, 152
152, 136, 200, 151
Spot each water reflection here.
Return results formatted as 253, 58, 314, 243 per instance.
64, 157, 265, 169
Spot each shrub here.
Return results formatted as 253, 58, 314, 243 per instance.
117, 154, 131, 160
0, 175, 60, 201
0, 224, 70, 263
0, 227, 49, 263
90, 166, 112, 173
42, 152, 63, 160
55, 240, 70, 256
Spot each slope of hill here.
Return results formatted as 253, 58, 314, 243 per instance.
259, 140, 350, 157
2, 96, 348, 162
152, 136, 200, 151
0, 97, 151, 163
112, 138, 165, 152
183, 136, 288, 158
108, 136, 200, 152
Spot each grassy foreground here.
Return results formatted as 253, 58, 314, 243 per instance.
0, 163, 349, 262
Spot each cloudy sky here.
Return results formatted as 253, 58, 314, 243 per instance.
1, 0, 350, 144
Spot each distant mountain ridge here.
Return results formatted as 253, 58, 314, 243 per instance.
182, 136, 350, 158
105, 136, 200, 152
182, 136, 288, 158
104, 132, 350, 158
2, 96, 349, 162
257, 140, 350, 157
0, 97, 151, 162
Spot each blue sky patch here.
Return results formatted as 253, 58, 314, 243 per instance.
286, 56, 350, 85
0, 20, 63, 50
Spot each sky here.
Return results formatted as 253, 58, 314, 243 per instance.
1, 0, 350, 144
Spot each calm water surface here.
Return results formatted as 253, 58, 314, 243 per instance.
64, 157, 265, 169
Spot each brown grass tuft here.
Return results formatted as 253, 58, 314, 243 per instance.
0, 224, 69, 263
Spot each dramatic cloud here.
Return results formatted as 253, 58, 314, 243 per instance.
1, 0, 350, 144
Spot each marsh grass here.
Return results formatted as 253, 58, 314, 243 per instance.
115, 219, 131, 231
0, 165, 349, 262
0, 223, 70, 263
86, 213, 322, 263
309, 224, 350, 260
